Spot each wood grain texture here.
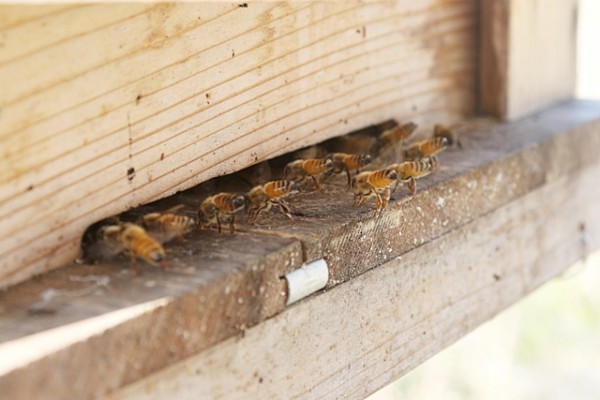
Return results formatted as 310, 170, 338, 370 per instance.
0, 1, 479, 288
232, 100, 600, 287
0, 100, 599, 400
0, 231, 302, 400
109, 161, 600, 400
480, 0, 578, 119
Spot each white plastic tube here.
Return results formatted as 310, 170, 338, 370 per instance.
285, 258, 329, 306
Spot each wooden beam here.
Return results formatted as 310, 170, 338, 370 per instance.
0, 1, 479, 288
480, 0, 578, 119
232, 100, 600, 286
0, 233, 303, 400
0, 100, 599, 400
109, 161, 600, 400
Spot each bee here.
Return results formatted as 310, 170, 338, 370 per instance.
79, 221, 123, 265
378, 122, 418, 149
119, 223, 167, 273
433, 124, 462, 149
403, 137, 449, 161
81, 222, 166, 273
389, 157, 438, 195
246, 180, 300, 223
284, 158, 334, 192
141, 205, 196, 243
352, 168, 398, 211
326, 153, 372, 189
198, 192, 246, 234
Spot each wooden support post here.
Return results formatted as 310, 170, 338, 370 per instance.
480, 0, 579, 119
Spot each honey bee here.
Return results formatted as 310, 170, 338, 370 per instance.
80, 221, 123, 265
351, 168, 398, 211
389, 157, 438, 195
378, 122, 418, 149
198, 192, 246, 234
119, 223, 167, 272
403, 137, 449, 161
246, 180, 300, 223
284, 158, 334, 191
141, 205, 196, 243
326, 153, 372, 189
433, 124, 462, 148
81, 222, 166, 273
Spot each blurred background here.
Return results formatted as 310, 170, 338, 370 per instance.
367, 0, 600, 398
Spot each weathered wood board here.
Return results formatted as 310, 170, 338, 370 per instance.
0, 100, 599, 400
0, 1, 479, 288
110, 161, 600, 400
232, 100, 600, 286
0, 231, 303, 399
480, 0, 578, 119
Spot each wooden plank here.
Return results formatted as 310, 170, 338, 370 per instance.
479, 0, 578, 119
108, 159, 600, 400
0, 1, 479, 288
0, 100, 599, 400
0, 232, 302, 400
233, 100, 600, 286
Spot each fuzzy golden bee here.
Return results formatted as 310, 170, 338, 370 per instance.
82, 222, 167, 273
142, 205, 196, 243
403, 137, 449, 161
246, 180, 300, 223
326, 153, 372, 189
389, 157, 438, 195
198, 192, 246, 234
284, 158, 334, 192
119, 223, 167, 272
352, 168, 398, 211
433, 124, 462, 148
378, 122, 418, 149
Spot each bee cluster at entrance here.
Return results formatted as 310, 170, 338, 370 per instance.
80, 122, 460, 272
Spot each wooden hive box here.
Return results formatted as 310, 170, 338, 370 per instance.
3, 1, 599, 399
1, 1, 480, 288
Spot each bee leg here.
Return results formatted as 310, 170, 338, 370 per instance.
276, 199, 294, 220
354, 194, 366, 207
129, 254, 142, 275
345, 168, 352, 191
381, 188, 391, 209
311, 175, 322, 192
216, 213, 222, 234
247, 207, 262, 224
391, 180, 400, 196
406, 177, 416, 195
374, 191, 383, 211
229, 215, 236, 234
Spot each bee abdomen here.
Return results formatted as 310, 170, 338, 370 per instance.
368, 168, 397, 187
132, 236, 165, 263
380, 122, 418, 144
215, 193, 246, 212
405, 137, 449, 159
303, 158, 333, 175
421, 137, 449, 155
264, 180, 299, 198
